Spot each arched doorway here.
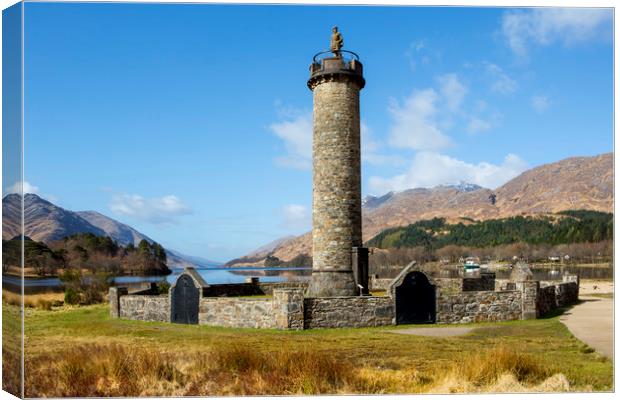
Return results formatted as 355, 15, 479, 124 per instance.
171, 274, 200, 324
395, 271, 436, 324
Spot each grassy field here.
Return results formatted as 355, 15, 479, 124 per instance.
2, 298, 22, 397
12, 301, 612, 396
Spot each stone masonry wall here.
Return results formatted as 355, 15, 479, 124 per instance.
307, 77, 362, 297
517, 281, 539, 320
119, 295, 170, 322
111, 272, 580, 329
462, 273, 496, 292
555, 281, 579, 307
258, 282, 308, 296
109, 287, 128, 318
536, 281, 579, 316
435, 278, 462, 296
436, 290, 522, 324
370, 276, 393, 291
273, 289, 305, 330
199, 298, 276, 329
494, 279, 515, 292
536, 286, 557, 317
303, 296, 394, 329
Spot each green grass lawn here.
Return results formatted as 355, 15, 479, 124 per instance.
586, 293, 614, 299
16, 301, 612, 396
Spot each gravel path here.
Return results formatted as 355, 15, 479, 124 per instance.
560, 295, 613, 359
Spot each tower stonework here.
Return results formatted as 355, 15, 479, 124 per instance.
306, 47, 366, 297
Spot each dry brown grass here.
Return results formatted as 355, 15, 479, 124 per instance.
21, 302, 611, 395
430, 346, 556, 393
25, 343, 364, 396
24, 342, 566, 397
3, 292, 64, 310
2, 347, 22, 396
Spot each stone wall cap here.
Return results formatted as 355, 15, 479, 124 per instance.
305, 295, 382, 300
174, 267, 209, 288
387, 261, 420, 292
202, 297, 272, 302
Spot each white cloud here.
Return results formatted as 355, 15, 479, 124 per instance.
109, 193, 192, 224
502, 8, 612, 57
361, 122, 406, 166
404, 39, 430, 71
281, 204, 310, 231
269, 112, 313, 170
467, 117, 493, 134
270, 107, 403, 169
531, 95, 551, 113
485, 63, 517, 94
387, 88, 453, 151
368, 152, 528, 194
4, 180, 39, 195
437, 73, 468, 112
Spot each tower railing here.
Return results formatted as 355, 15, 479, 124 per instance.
312, 49, 360, 64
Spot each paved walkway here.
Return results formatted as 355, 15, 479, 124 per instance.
560, 296, 613, 359
390, 326, 474, 337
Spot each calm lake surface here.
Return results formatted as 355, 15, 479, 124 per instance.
5, 264, 612, 293
429, 265, 613, 280
6, 266, 312, 291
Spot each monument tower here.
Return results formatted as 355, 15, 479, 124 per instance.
306, 27, 368, 297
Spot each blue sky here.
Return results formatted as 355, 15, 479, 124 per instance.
14, 4, 613, 261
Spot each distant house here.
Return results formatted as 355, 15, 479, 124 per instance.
548, 256, 561, 262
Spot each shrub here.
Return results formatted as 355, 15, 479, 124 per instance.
64, 288, 80, 305
81, 285, 103, 305
264, 255, 282, 267
156, 280, 171, 294
59, 268, 81, 283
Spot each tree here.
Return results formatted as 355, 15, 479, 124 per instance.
264, 255, 282, 267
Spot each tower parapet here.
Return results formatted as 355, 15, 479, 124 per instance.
307, 50, 365, 90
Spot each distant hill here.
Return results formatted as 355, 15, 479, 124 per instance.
227, 153, 613, 266
223, 235, 296, 267
2, 193, 220, 268
3, 194, 107, 243
76, 210, 220, 267
76, 210, 153, 247
367, 211, 613, 250
166, 249, 221, 268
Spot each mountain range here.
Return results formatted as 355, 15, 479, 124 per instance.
1, 193, 220, 268
228, 153, 613, 266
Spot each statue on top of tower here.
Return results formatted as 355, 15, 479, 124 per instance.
330, 26, 344, 58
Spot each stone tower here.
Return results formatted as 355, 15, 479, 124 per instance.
305, 30, 367, 297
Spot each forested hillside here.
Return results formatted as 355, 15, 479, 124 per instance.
2, 233, 170, 276
367, 210, 613, 250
